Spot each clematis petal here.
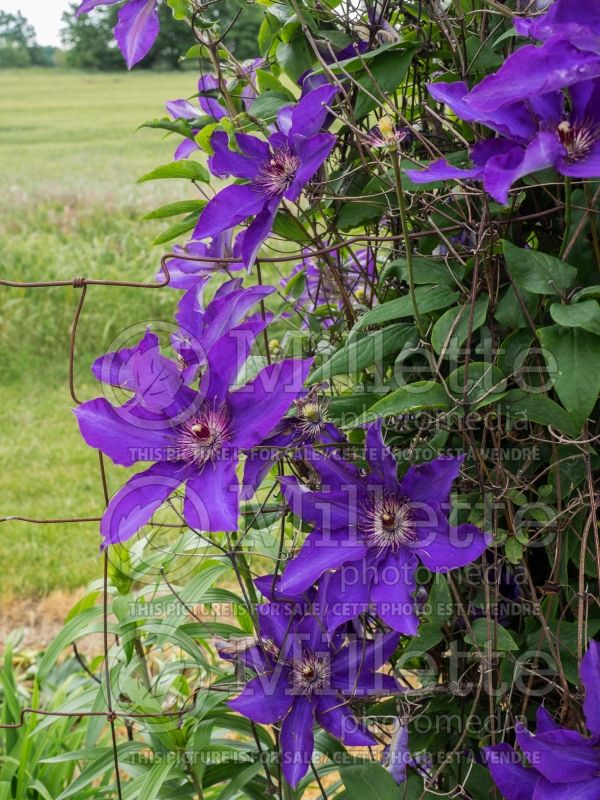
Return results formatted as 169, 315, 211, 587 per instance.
184, 458, 240, 532
514, 0, 600, 51
483, 132, 564, 205
464, 39, 600, 113
370, 551, 419, 634
533, 776, 600, 800
559, 141, 600, 178
77, 0, 120, 14
279, 530, 367, 596
320, 567, 372, 632
240, 198, 279, 268
428, 80, 537, 141
365, 420, 398, 489
302, 447, 363, 490
280, 697, 315, 787
193, 183, 266, 241
73, 397, 175, 467
415, 512, 489, 573
114, 0, 159, 69
130, 342, 184, 413
516, 724, 600, 783
279, 477, 358, 531
581, 640, 600, 734
209, 131, 263, 180
174, 138, 200, 161
228, 359, 313, 448
201, 320, 267, 403
228, 673, 293, 724
331, 630, 399, 678
100, 461, 190, 547
286, 133, 336, 202
257, 602, 300, 659
536, 706, 560, 734
401, 454, 464, 505
404, 158, 483, 184
166, 98, 200, 120
315, 696, 375, 746
92, 328, 158, 390
289, 84, 339, 138
484, 744, 538, 800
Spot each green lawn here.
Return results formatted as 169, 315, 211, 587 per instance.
0, 69, 202, 597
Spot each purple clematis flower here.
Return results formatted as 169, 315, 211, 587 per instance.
485, 640, 600, 800
193, 84, 338, 269
158, 232, 242, 290
282, 248, 377, 327
462, 37, 600, 113
277, 420, 489, 633
224, 597, 399, 786
75, 322, 312, 545
166, 75, 229, 160
76, 0, 159, 68
406, 77, 600, 204
514, 0, 600, 55
241, 388, 346, 500
170, 277, 274, 384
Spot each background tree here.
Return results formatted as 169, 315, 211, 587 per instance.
60, 1, 262, 70
0, 11, 40, 68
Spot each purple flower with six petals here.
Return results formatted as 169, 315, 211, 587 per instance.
277, 421, 489, 633
193, 84, 338, 268
485, 640, 600, 800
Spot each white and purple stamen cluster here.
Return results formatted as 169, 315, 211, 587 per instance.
177, 403, 231, 467
290, 651, 331, 696
557, 118, 599, 161
294, 396, 329, 440
362, 493, 416, 554
255, 148, 300, 197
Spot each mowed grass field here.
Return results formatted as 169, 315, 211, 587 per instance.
0, 69, 202, 597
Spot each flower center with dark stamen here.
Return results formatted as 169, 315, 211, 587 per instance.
362, 494, 415, 553
557, 119, 599, 162
255, 148, 300, 197
294, 397, 329, 440
177, 403, 230, 467
290, 652, 331, 695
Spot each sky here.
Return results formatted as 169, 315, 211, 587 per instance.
0, 0, 73, 46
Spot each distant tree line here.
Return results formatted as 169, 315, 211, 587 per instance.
0, 11, 57, 67
0, 2, 262, 71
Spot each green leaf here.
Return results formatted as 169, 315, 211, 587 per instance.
137, 758, 174, 800
356, 285, 459, 330
500, 389, 579, 437
538, 326, 600, 430
354, 47, 415, 119
272, 211, 311, 242
550, 299, 600, 336
505, 537, 524, 565
195, 122, 220, 155
276, 37, 314, 81
341, 763, 401, 800
350, 381, 451, 426
152, 213, 199, 245
381, 256, 465, 286
431, 296, 489, 358
447, 362, 506, 405
309, 324, 415, 383
503, 240, 577, 295
250, 91, 290, 122
137, 160, 209, 184
143, 200, 207, 220
464, 619, 518, 651
37, 607, 104, 680
55, 743, 145, 800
